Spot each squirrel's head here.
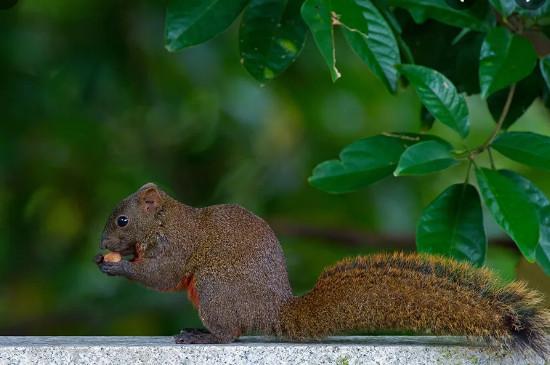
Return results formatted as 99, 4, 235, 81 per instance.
100, 182, 163, 256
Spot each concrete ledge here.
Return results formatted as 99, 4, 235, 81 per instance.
0, 336, 545, 365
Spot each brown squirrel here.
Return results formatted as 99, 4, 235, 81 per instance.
96, 183, 550, 356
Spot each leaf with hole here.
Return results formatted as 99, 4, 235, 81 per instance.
479, 27, 537, 97
239, 0, 307, 82
301, 0, 340, 81
417, 184, 486, 266
475, 168, 539, 261
397, 64, 469, 138
500, 170, 550, 275
165, 0, 249, 51
334, 0, 400, 93
394, 140, 458, 176
492, 132, 550, 170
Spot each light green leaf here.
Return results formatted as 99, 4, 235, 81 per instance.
334, 0, 400, 93
397, 64, 470, 138
309, 133, 424, 193
301, 0, 340, 81
388, 0, 492, 32
475, 168, 539, 262
417, 184, 487, 266
165, 0, 249, 51
479, 27, 537, 97
500, 170, 550, 275
394, 140, 458, 176
239, 0, 307, 82
492, 131, 550, 170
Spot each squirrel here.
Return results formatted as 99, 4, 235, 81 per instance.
96, 182, 550, 357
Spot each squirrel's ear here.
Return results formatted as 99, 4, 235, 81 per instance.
138, 183, 161, 213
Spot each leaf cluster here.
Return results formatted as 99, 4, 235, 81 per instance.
163, 0, 550, 272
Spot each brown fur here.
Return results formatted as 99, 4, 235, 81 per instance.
98, 183, 549, 356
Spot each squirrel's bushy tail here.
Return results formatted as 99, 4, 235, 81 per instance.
279, 252, 549, 357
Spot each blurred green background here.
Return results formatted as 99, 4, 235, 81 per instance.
1, 0, 549, 336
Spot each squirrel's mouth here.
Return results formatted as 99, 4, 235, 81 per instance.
96, 242, 140, 264
117, 242, 140, 262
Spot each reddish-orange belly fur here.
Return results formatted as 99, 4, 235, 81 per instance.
172, 274, 200, 309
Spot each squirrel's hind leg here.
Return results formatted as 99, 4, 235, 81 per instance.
174, 328, 235, 344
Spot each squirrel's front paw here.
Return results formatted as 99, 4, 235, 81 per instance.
98, 261, 126, 276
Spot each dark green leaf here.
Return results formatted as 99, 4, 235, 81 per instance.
397, 64, 469, 137
239, 0, 307, 82
301, 0, 340, 81
516, 1, 550, 18
401, 21, 483, 95
334, 0, 400, 93
536, 206, 550, 275
489, 0, 516, 16
475, 168, 539, 261
492, 131, 550, 170
165, 0, 249, 51
309, 133, 422, 193
487, 69, 542, 129
388, 0, 492, 31
540, 56, 550, 90
416, 184, 486, 266
500, 170, 550, 275
394, 140, 458, 176
479, 27, 537, 97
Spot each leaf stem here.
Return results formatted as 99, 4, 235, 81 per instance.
464, 160, 473, 184
482, 83, 516, 150
487, 148, 496, 170
462, 83, 516, 160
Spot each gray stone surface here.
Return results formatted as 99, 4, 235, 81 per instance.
0, 336, 545, 365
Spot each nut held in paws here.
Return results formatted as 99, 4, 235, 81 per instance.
104, 252, 122, 263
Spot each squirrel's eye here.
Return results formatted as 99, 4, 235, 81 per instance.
116, 216, 129, 227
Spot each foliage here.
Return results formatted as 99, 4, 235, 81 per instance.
164, 0, 550, 273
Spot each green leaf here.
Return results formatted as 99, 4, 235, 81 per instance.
475, 168, 539, 261
397, 64, 470, 138
536, 205, 550, 275
334, 0, 400, 93
165, 0, 249, 51
489, 0, 516, 16
540, 56, 550, 90
239, 0, 307, 82
394, 140, 458, 176
479, 27, 537, 97
417, 184, 486, 266
309, 134, 420, 193
388, 0, 492, 32
301, 0, 340, 81
500, 170, 550, 275
487, 69, 542, 129
492, 131, 550, 170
